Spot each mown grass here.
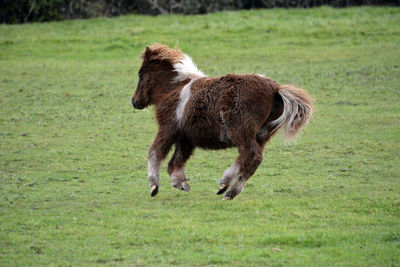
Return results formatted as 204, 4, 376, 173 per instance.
1, 6, 399, 266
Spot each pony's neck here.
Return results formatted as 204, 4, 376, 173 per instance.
151, 79, 191, 109
151, 54, 206, 109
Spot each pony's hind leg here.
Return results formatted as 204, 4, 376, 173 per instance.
221, 129, 271, 199
216, 161, 241, 195
167, 140, 194, 192
148, 130, 174, 197
222, 139, 263, 200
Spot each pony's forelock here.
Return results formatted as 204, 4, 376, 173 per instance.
143, 43, 185, 64
173, 54, 205, 82
142, 44, 206, 82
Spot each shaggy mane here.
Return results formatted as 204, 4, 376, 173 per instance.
143, 43, 185, 64
143, 43, 205, 82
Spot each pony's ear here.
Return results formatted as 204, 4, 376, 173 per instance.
143, 46, 152, 60
174, 41, 179, 50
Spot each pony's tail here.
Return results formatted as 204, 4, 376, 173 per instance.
270, 85, 314, 139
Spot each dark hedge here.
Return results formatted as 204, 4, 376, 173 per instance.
1, 0, 399, 24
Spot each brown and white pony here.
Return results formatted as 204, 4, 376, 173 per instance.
132, 43, 313, 200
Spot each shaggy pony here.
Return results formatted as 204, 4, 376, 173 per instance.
132, 44, 313, 200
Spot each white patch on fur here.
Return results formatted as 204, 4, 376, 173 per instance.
222, 162, 241, 184
173, 54, 205, 82
171, 167, 184, 178
176, 80, 194, 125
148, 150, 161, 180
170, 167, 185, 185
173, 53, 206, 126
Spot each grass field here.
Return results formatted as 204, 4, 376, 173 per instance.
1, 6, 399, 266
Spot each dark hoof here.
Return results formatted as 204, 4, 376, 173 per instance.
216, 183, 228, 195
150, 184, 159, 197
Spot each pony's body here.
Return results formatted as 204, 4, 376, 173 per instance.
132, 44, 313, 199
157, 74, 281, 150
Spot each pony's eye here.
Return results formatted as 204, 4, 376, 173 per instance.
138, 73, 143, 80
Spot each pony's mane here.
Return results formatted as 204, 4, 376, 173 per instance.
143, 43, 184, 64
143, 43, 205, 82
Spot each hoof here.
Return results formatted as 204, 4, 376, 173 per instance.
223, 189, 239, 200
181, 181, 190, 192
172, 181, 190, 192
150, 184, 159, 197
216, 183, 228, 195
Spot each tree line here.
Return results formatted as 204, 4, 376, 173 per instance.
1, 0, 399, 24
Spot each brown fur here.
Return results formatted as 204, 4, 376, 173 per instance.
132, 44, 314, 200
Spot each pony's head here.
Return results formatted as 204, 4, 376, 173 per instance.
132, 43, 205, 109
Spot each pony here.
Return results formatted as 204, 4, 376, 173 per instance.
132, 43, 313, 200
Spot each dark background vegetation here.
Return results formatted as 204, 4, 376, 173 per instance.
1, 0, 399, 23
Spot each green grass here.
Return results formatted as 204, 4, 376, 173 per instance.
1, 6, 399, 266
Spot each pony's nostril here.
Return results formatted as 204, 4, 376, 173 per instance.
132, 99, 142, 109
131, 98, 137, 108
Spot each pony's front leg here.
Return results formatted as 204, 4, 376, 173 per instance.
147, 131, 174, 197
167, 141, 194, 192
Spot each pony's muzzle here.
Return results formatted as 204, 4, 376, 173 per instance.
131, 98, 144, 109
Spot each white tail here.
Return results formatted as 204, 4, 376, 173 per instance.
270, 85, 314, 139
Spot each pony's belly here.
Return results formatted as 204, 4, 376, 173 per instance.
183, 126, 234, 150
195, 140, 234, 150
